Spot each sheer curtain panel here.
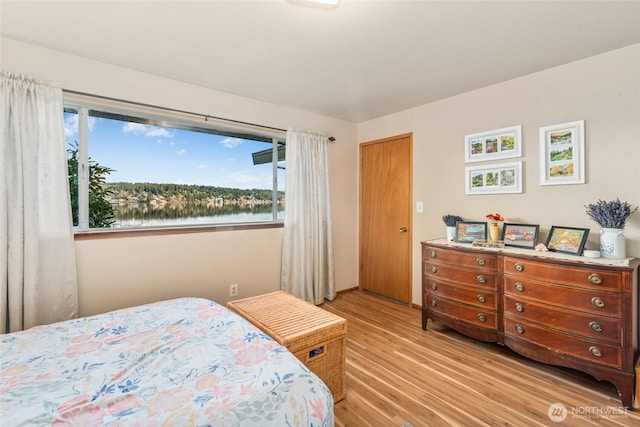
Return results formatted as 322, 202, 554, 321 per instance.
1, 71, 78, 333
281, 128, 335, 304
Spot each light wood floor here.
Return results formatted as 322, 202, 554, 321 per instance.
321, 290, 640, 427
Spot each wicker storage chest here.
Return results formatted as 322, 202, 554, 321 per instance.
227, 291, 347, 402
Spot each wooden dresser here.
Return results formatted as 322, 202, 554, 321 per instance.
422, 239, 640, 408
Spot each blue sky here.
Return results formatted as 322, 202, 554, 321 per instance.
64, 112, 282, 190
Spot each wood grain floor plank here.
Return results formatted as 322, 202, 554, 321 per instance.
322, 290, 640, 426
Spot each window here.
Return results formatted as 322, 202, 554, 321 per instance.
64, 98, 285, 231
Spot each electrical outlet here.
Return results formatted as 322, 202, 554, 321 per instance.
229, 283, 238, 297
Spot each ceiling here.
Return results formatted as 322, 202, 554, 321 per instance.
2, 1, 639, 123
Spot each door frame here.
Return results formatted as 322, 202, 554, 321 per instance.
358, 133, 413, 305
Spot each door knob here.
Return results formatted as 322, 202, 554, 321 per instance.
399, 227, 408, 233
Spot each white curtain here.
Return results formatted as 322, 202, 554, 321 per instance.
1, 71, 78, 333
281, 128, 335, 305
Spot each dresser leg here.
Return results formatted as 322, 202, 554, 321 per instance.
616, 379, 634, 409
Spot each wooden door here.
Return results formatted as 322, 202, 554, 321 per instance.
359, 133, 412, 304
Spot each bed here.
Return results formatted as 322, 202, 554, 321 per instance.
0, 297, 334, 426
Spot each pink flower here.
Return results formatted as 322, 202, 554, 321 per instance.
147, 389, 193, 417
63, 336, 102, 357
205, 395, 234, 418
196, 303, 224, 319
107, 394, 141, 415
235, 344, 268, 366
309, 398, 326, 420
54, 395, 107, 426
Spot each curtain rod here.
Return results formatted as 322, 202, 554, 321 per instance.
63, 89, 335, 142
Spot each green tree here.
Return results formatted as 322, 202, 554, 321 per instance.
67, 142, 116, 228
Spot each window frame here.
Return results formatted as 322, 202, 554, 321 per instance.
64, 94, 286, 237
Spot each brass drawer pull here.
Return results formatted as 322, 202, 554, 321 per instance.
514, 282, 525, 292
589, 321, 603, 333
588, 274, 602, 285
515, 324, 525, 334
476, 258, 486, 266
431, 283, 438, 290
514, 303, 524, 313
591, 297, 605, 308
430, 250, 437, 258
431, 299, 437, 307
514, 263, 524, 272
477, 313, 486, 322
477, 275, 486, 284
431, 266, 438, 273
477, 294, 486, 303
589, 346, 603, 358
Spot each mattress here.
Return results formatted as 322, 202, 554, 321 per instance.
0, 297, 334, 426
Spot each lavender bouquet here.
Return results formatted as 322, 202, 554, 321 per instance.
585, 198, 638, 229
442, 214, 463, 227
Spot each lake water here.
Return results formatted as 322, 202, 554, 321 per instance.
111, 204, 283, 228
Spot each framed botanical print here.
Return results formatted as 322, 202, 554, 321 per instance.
465, 125, 522, 163
539, 120, 585, 186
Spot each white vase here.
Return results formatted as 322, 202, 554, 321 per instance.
600, 228, 626, 259
446, 226, 456, 242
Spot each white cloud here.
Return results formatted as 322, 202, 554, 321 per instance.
220, 137, 243, 149
64, 114, 78, 137
121, 122, 146, 135
175, 149, 186, 156
217, 170, 271, 189
196, 164, 209, 170
64, 114, 96, 137
146, 128, 173, 137
122, 122, 173, 138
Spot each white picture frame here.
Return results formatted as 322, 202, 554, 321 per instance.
465, 161, 522, 195
465, 125, 522, 163
539, 120, 585, 186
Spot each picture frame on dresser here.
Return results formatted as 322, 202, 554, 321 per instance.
455, 221, 487, 243
501, 223, 539, 249
544, 226, 589, 255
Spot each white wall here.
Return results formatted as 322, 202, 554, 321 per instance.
1, 37, 359, 316
358, 44, 640, 306
4, 37, 639, 312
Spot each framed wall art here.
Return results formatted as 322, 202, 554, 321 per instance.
539, 120, 585, 185
501, 223, 539, 249
465, 125, 522, 163
465, 161, 522, 195
455, 221, 487, 243
545, 226, 589, 256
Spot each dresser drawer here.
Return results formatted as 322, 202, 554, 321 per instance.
426, 280, 498, 310
424, 246, 497, 271
503, 257, 622, 291
503, 276, 621, 317
426, 295, 497, 330
424, 262, 497, 290
504, 316, 622, 369
503, 295, 621, 343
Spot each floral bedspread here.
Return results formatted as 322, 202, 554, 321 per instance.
0, 297, 334, 426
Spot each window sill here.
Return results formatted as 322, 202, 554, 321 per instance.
73, 222, 284, 240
